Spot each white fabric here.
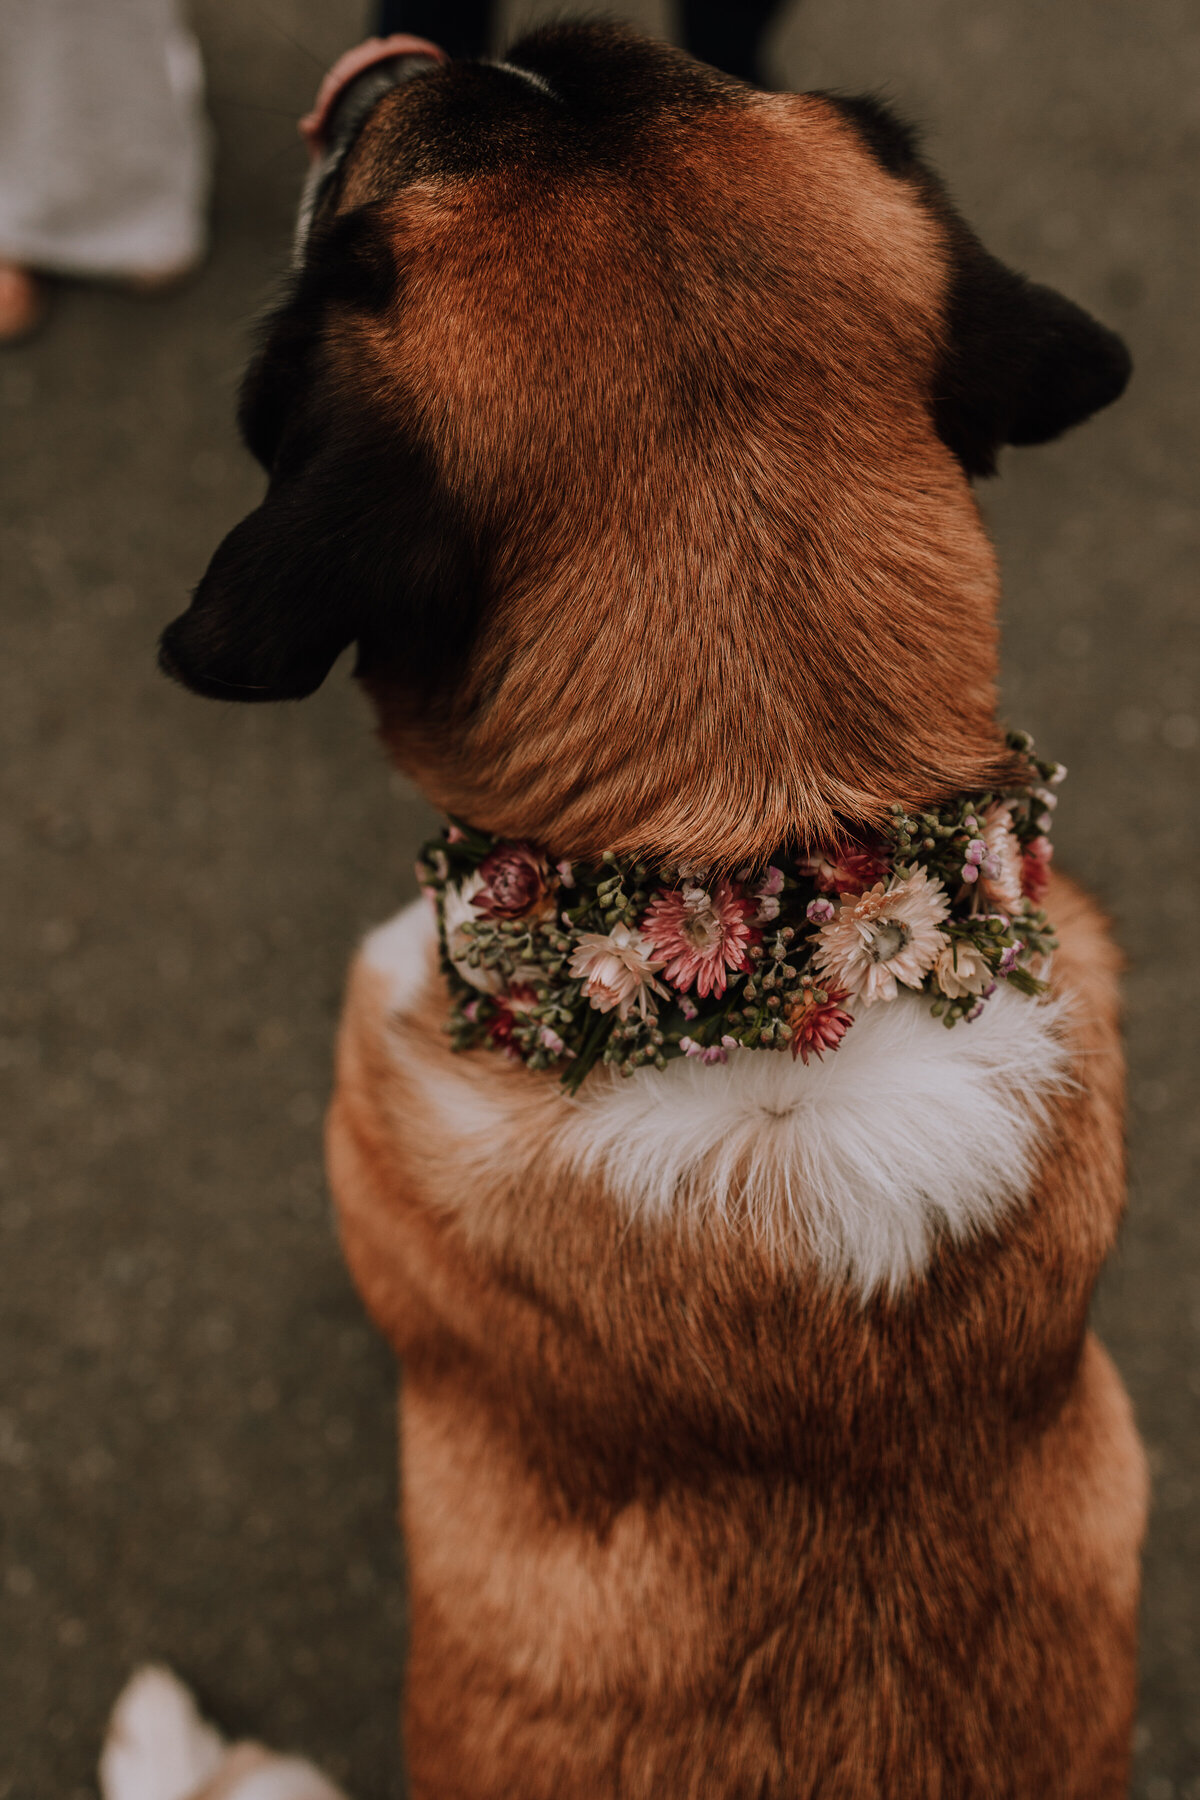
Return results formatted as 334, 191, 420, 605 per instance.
0, 0, 210, 277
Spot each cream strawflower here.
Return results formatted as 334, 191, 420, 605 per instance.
933, 938, 991, 999
569, 924, 667, 1021
977, 802, 1024, 918
813, 867, 950, 1005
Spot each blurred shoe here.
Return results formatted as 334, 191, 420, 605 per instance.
0, 263, 46, 342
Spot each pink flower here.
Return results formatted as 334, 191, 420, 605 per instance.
803, 845, 889, 897
813, 867, 950, 1005
539, 1024, 567, 1056
641, 879, 759, 999
787, 981, 854, 1065
474, 842, 553, 920
1021, 837, 1054, 904
997, 942, 1024, 977
976, 803, 1024, 918
806, 897, 836, 925
753, 866, 785, 921
680, 1036, 731, 1065
569, 924, 666, 1021
446, 825, 467, 844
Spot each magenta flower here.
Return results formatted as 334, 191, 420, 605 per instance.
473, 842, 553, 920
1021, 837, 1053, 904
803, 845, 889, 897
484, 985, 537, 1058
641, 879, 759, 999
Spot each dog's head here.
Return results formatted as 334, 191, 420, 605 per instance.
162, 23, 1129, 862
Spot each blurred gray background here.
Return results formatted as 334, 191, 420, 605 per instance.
1, 1, 1195, 1794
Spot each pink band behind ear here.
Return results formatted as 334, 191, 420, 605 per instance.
299, 35, 449, 161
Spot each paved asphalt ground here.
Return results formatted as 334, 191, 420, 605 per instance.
1, 2, 1196, 1794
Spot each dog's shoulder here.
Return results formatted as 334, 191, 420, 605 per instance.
335, 895, 1107, 1296
360, 893, 440, 1015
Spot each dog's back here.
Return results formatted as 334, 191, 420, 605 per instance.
325, 871, 1144, 1798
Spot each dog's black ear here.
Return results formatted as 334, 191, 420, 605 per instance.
160, 201, 479, 704
934, 233, 1132, 477
159, 431, 480, 702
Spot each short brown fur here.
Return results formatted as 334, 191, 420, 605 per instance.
355, 96, 1008, 864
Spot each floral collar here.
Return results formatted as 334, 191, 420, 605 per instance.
416, 732, 1062, 1093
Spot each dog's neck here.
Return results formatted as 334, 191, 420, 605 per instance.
360, 475, 1009, 869
413, 732, 1063, 1091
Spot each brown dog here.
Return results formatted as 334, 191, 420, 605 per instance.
152, 23, 1145, 1799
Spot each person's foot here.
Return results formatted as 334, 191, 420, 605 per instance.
0, 263, 46, 342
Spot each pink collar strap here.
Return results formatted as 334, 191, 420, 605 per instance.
299, 35, 448, 161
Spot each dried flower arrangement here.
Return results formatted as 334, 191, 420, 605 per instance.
416, 733, 1063, 1092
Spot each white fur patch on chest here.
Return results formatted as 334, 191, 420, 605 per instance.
362, 895, 439, 1011
562, 985, 1071, 1294
362, 899, 1071, 1297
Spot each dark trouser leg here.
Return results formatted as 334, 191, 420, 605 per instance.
680, 0, 788, 85
372, 0, 493, 59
